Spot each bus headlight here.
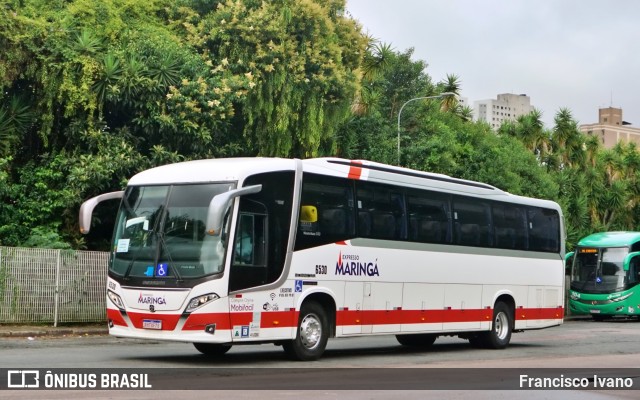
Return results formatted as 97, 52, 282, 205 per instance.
185, 293, 220, 313
107, 290, 125, 310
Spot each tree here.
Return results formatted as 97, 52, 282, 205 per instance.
436, 74, 461, 112
196, 0, 366, 157
335, 45, 434, 165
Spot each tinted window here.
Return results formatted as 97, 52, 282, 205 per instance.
356, 181, 406, 240
294, 174, 355, 251
453, 198, 492, 247
230, 171, 294, 291
492, 203, 527, 250
406, 189, 450, 244
527, 207, 560, 252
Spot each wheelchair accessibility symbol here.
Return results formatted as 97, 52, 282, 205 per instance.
295, 280, 303, 292
156, 263, 168, 277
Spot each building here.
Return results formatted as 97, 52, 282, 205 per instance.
473, 93, 534, 130
579, 107, 640, 148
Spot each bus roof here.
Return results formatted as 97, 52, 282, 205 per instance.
577, 231, 640, 247
127, 157, 296, 185
126, 157, 560, 211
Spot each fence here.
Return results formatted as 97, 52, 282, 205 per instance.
0, 246, 109, 326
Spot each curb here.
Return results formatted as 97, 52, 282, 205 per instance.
1, 327, 108, 338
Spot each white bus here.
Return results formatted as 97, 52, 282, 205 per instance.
79, 157, 565, 360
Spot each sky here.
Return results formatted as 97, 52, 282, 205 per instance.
345, 0, 640, 128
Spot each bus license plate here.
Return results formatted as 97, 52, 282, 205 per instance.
143, 319, 162, 330
590, 310, 601, 314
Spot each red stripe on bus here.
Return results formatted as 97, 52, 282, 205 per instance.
336, 309, 494, 325
124, 306, 564, 332
335, 307, 563, 326
347, 161, 363, 180
228, 311, 299, 329
183, 313, 232, 331
107, 308, 128, 327
514, 307, 564, 321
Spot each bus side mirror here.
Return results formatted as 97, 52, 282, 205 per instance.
79, 191, 124, 234
564, 251, 574, 274
622, 251, 640, 271
205, 184, 262, 236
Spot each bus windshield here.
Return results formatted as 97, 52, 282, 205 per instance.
571, 247, 628, 293
110, 183, 235, 281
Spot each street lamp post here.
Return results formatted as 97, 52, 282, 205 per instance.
396, 92, 456, 166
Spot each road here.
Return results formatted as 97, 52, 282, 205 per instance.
0, 318, 638, 399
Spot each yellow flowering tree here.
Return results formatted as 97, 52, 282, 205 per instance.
196, 0, 366, 157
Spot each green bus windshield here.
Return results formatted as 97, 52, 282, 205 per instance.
571, 247, 633, 293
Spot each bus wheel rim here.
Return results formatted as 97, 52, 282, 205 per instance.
300, 313, 322, 350
495, 312, 508, 340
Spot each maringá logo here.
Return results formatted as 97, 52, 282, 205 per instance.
335, 251, 379, 276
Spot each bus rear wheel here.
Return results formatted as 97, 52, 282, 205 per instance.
283, 301, 329, 361
396, 334, 437, 347
469, 302, 513, 349
193, 342, 232, 356
485, 301, 513, 349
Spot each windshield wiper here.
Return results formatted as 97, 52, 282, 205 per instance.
155, 231, 183, 283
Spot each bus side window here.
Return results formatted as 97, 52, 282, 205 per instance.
527, 208, 560, 252
294, 174, 355, 251
356, 181, 405, 240
453, 198, 491, 247
492, 203, 527, 250
406, 189, 450, 244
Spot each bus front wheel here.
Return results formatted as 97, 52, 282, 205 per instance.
283, 301, 329, 361
193, 342, 232, 356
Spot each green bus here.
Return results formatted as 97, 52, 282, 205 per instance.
567, 232, 640, 320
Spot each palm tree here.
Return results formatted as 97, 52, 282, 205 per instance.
454, 105, 474, 122
0, 96, 33, 157
584, 135, 600, 167
516, 109, 546, 155
552, 108, 583, 168
437, 74, 460, 112
351, 38, 393, 116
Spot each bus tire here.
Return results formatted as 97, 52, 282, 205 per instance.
283, 301, 329, 361
396, 334, 437, 347
193, 342, 232, 356
467, 334, 485, 348
484, 301, 513, 349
